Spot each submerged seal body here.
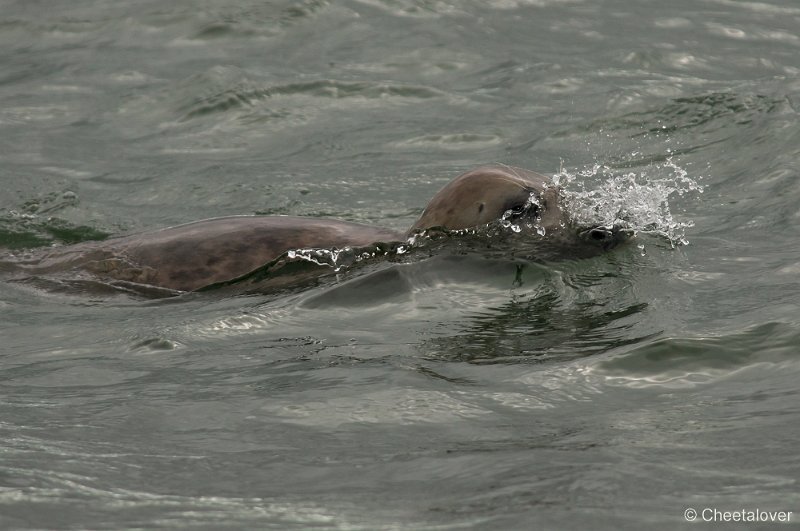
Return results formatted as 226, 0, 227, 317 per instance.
2, 165, 628, 294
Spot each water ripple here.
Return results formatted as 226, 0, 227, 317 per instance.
590, 322, 800, 389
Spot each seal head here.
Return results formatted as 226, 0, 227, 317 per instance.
409, 165, 556, 232
409, 164, 629, 256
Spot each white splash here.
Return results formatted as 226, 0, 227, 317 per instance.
499, 191, 545, 235
553, 156, 702, 246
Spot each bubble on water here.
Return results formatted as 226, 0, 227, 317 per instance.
286, 247, 348, 271
553, 157, 702, 247
499, 219, 522, 233
280, 239, 420, 276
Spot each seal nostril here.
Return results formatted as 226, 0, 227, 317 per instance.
589, 228, 608, 241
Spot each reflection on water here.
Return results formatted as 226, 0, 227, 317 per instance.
415, 253, 655, 365
186, 247, 661, 369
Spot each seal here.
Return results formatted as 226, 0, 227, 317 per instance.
2, 165, 628, 294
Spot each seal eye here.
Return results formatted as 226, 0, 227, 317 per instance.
505, 202, 539, 219
502, 190, 541, 221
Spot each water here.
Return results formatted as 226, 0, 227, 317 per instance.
2, 0, 800, 529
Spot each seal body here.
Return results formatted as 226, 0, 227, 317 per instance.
12, 216, 402, 292
2, 165, 628, 294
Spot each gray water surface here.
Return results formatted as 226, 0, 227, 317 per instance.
2, 0, 800, 529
